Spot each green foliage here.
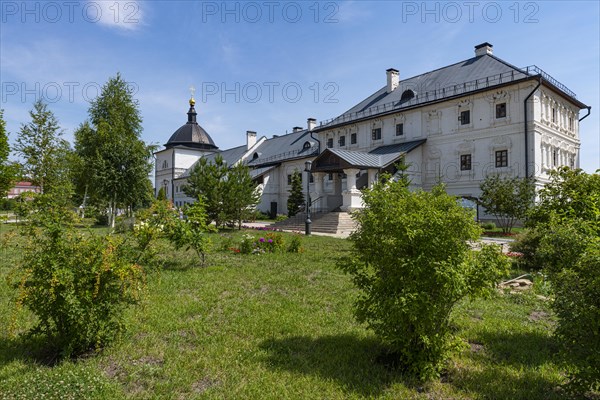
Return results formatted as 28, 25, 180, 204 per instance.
184, 156, 260, 228
535, 220, 600, 395
224, 162, 261, 229
529, 167, 600, 229
14, 101, 73, 197
509, 229, 544, 271
74, 74, 154, 228
166, 197, 215, 265
478, 174, 535, 233
184, 155, 228, 227
481, 221, 496, 230
156, 186, 167, 201
522, 169, 600, 395
341, 178, 510, 380
287, 234, 303, 253
0, 197, 17, 211
287, 170, 304, 217
12, 198, 145, 357
0, 109, 20, 198
239, 233, 255, 254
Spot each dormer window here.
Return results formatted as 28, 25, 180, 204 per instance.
303, 141, 312, 150
400, 89, 416, 102
253, 152, 260, 160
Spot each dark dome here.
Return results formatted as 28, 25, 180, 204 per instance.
165, 99, 218, 150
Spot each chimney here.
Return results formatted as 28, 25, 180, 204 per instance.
292, 126, 303, 133
246, 130, 256, 149
475, 42, 493, 57
386, 68, 399, 92
307, 117, 316, 131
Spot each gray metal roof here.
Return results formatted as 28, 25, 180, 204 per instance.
246, 129, 319, 167
166, 104, 218, 150
178, 145, 248, 179
317, 54, 585, 129
313, 139, 426, 171
249, 165, 277, 179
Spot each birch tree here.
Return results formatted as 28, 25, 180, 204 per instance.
74, 74, 153, 228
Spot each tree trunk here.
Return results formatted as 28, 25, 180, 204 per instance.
110, 193, 117, 229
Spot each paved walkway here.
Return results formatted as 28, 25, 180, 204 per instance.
243, 221, 516, 248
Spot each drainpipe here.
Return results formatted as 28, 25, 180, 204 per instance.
579, 106, 591, 122
524, 77, 542, 177
309, 130, 321, 155
171, 149, 175, 203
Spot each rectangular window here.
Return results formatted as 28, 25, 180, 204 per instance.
371, 128, 382, 140
552, 108, 556, 123
495, 150, 508, 168
552, 149, 558, 167
350, 133, 357, 144
495, 103, 506, 118
309, 173, 314, 183
327, 138, 333, 148
328, 173, 333, 180
460, 110, 470, 125
569, 155, 575, 169
339, 135, 345, 147
287, 174, 292, 185
569, 117, 573, 131
396, 123, 404, 136
460, 154, 472, 171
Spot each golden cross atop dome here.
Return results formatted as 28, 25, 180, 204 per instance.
189, 85, 196, 106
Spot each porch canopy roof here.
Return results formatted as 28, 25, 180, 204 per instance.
311, 139, 426, 172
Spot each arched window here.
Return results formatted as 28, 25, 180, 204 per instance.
162, 160, 169, 169
400, 89, 416, 102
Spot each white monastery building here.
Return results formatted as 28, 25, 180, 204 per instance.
154, 43, 590, 218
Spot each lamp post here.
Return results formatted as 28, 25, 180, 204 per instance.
304, 160, 312, 235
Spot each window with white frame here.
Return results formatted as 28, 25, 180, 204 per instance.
396, 123, 404, 136
371, 128, 382, 140
495, 150, 508, 168
460, 154, 472, 171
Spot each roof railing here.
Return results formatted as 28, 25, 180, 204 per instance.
318, 65, 577, 128
250, 148, 319, 166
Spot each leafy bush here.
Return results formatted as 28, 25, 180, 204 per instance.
239, 233, 255, 254
287, 235, 303, 253
481, 221, 496, 230
167, 197, 214, 265
478, 174, 535, 233
509, 228, 544, 271
13, 205, 145, 357
536, 220, 600, 395
340, 179, 509, 380
528, 167, 600, 229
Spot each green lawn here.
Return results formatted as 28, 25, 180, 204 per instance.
0, 227, 568, 399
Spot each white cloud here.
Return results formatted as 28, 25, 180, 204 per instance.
87, 0, 144, 31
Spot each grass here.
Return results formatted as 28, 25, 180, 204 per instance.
0, 226, 574, 399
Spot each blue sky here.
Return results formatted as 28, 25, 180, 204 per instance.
1, 1, 599, 172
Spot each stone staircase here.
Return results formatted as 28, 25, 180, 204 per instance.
271, 211, 357, 236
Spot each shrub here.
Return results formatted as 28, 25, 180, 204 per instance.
13, 213, 144, 357
287, 235, 303, 253
166, 197, 214, 265
340, 179, 509, 380
239, 233, 255, 254
509, 228, 544, 271
481, 221, 496, 230
537, 220, 600, 395
478, 174, 535, 233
